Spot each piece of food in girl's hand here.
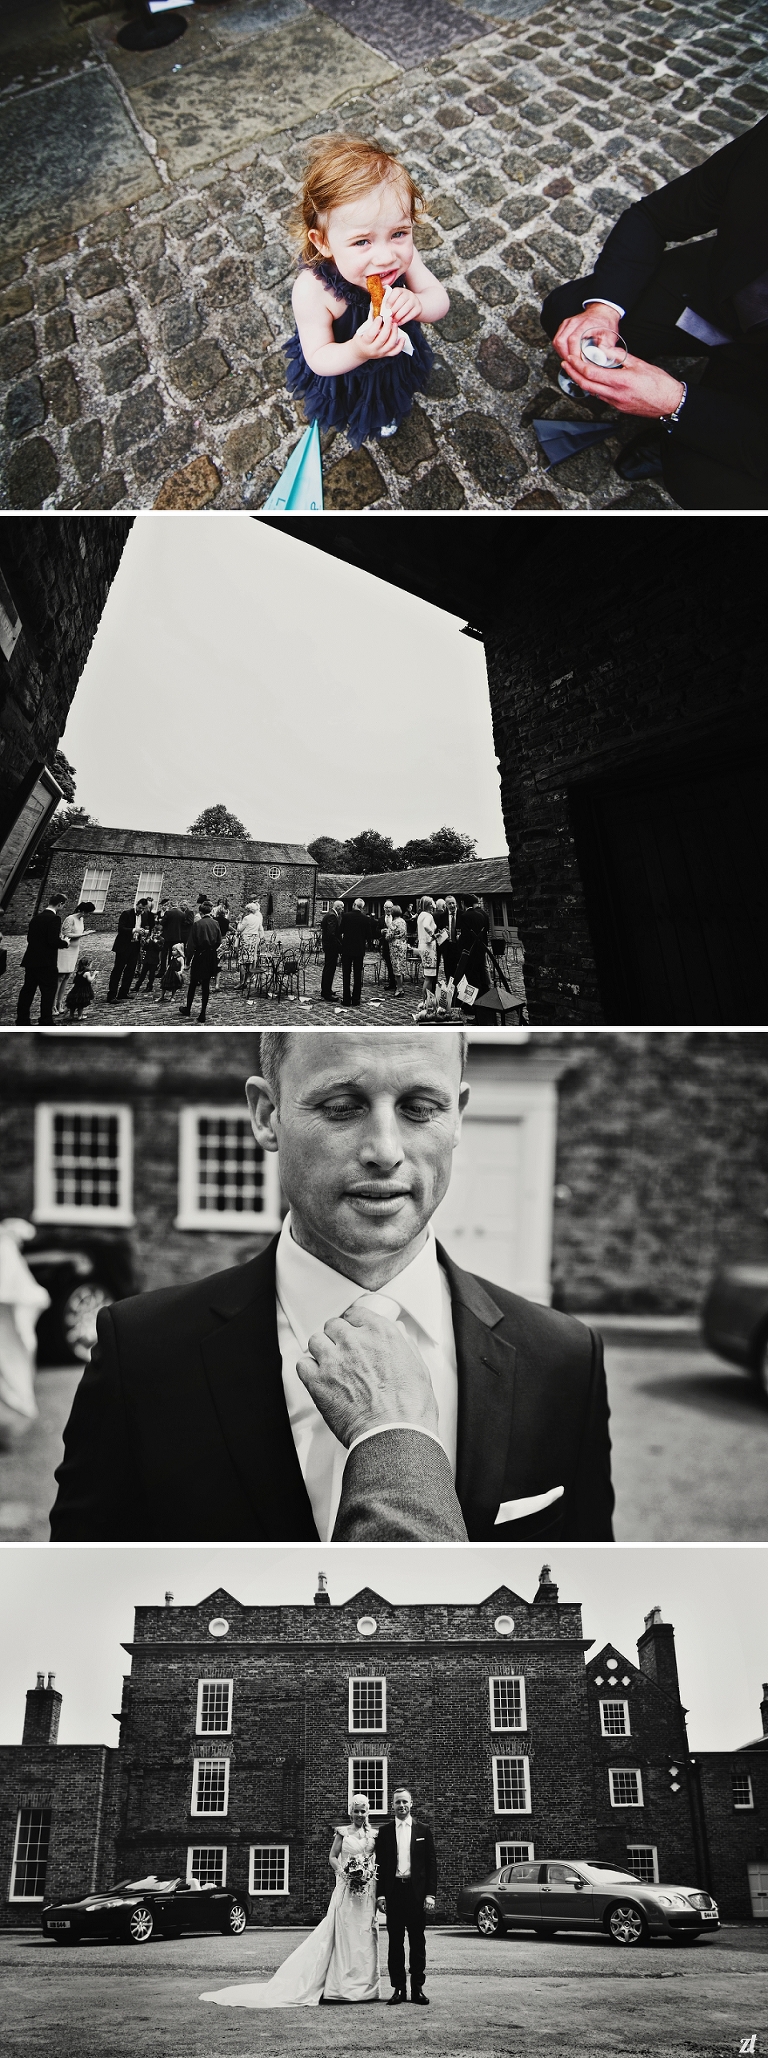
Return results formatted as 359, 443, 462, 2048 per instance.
366, 274, 386, 318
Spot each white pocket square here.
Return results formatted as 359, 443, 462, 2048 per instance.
494, 1486, 565, 1526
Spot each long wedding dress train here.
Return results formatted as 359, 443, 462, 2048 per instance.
200, 1830, 380, 2009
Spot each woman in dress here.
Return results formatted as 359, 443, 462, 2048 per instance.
0, 1218, 50, 1451
200, 1793, 379, 2010
416, 895, 438, 1001
53, 900, 94, 1015
388, 904, 407, 996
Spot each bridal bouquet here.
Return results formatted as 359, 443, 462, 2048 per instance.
344, 1851, 377, 1895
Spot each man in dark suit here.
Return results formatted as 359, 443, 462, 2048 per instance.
541, 115, 768, 509
320, 899, 344, 1002
341, 898, 372, 1009
108, 907, 141, 1002
159, 900, 185, 980
50, 1032, 613, 1545
16, 894, 67, 1024
181, 899, 221, 1025
376, 1788, 437, 2005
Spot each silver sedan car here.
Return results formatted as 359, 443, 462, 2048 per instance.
457, 1858, 719, 1946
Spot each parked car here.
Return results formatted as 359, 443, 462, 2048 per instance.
26, 1230, 136, 1365
702, 1251, 768, 1405
457, 1858, 719, 1946
42, 1874, 250, 1945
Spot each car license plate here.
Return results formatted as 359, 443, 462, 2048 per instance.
47, 1921, 70, 1929
701, 1910, 717, 1920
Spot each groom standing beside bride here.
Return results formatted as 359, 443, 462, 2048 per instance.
201, 1785, 437, 2010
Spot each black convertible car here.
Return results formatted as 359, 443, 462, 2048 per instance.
42, 1874, 249, 1945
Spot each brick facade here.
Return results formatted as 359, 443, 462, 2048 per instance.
36, 827, 316, 936
1, 1578, 764, 1929
0, 518, 132, 844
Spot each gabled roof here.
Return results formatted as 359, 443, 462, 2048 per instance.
52, 825, 315, 866
343, 856, 513, 902
317, 872, 364, 899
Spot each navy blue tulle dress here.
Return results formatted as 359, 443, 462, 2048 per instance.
285, 259, 434, 447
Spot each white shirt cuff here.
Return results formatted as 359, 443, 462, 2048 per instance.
583, 296, 625, 317
348, 1423, 445, 1454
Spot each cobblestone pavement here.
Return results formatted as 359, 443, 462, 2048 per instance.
0, 930, 525, 1025
2, 0, 767, 512
2, 1925, 766, 2058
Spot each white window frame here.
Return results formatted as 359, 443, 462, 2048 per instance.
627, 1845, 658, 1883
191, 1758, 230, 1816
348, 1757, 388, 1816
176, 1105, 282, 1232
79, 866, 112, 913
9, 1807, 52, 1903
489, 1676, 527, 1731
600, 1699, 631, 1738
187, 1845, 227, 1887
492, 1755, 532, 1815
348, 1677, 386, 1733
732, 1774, 754, 1810
495, 1842, 535, 1869
196, 1679, 233, 1737
134, 871, 164, 911
249, 1845, 289, 1895
34, 1102, 134, 1226
609, 1767, 643, 1808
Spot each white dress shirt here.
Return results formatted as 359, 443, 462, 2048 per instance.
395, 1816, 412, 1878
275, 1214, 458, 1542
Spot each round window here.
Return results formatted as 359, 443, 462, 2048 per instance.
494, 1616, 515, 1635
357, 1617, 377, 1636
208, 1618, 230, 1637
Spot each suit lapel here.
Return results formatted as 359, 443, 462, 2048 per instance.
438, 1244, 517, 1521
200, 1241, 318, 1540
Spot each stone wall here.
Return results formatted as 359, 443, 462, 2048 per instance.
482, 529, 764, 1024
0, 518, 132, 840
39, 848, 316, 933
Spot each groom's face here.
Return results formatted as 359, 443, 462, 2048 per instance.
247, 1034, 469, 1278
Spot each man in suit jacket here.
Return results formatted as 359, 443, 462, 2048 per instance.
341, 898, 372, 1009
108, 908, 141, 1002
16, 895, 67, 1024
376, 1789, 437, 2004
320, 900, 344, 1002
50, 1031, 613, 1545
541, 115, 768, 509
159, 900, 185, 979
181, 900, 221, 1025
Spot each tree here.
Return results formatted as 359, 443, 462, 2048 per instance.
341, 829, 401, 876
50, 748, 76, 804
398, 827, 478, 870
187, 805, 251, 839
307, 836, 350, 871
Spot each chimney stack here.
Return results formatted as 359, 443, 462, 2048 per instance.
165, 1592, 174, 1607
534, 1564, 559, 1604
760, 1684, 768, 1738
637, 1607, 681, 1703
314, 1571, 330, 1607
23, 1675, 62, 1748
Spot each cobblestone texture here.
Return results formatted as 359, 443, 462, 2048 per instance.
1, 0, 766, 510
0, 930, 525, 1025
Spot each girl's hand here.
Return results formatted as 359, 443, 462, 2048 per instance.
386, 286, 422, 325
356, 303, 405, 361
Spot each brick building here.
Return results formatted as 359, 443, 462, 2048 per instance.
38, 824, 317, 935
341, 856, 519, 954
2, 1575, 766, 1929
282, 525, 765, 1028
1, 1031, 767, 1319
0, 518, 132, 911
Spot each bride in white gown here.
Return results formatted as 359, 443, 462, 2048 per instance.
200, 1794, 380, 2009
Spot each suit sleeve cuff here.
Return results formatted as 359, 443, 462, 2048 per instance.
347, 1423, 445, 1455
583, 297, 625, 317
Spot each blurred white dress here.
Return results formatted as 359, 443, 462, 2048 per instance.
0, 1225, 50, 1444
201, 1828, 379, 2009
